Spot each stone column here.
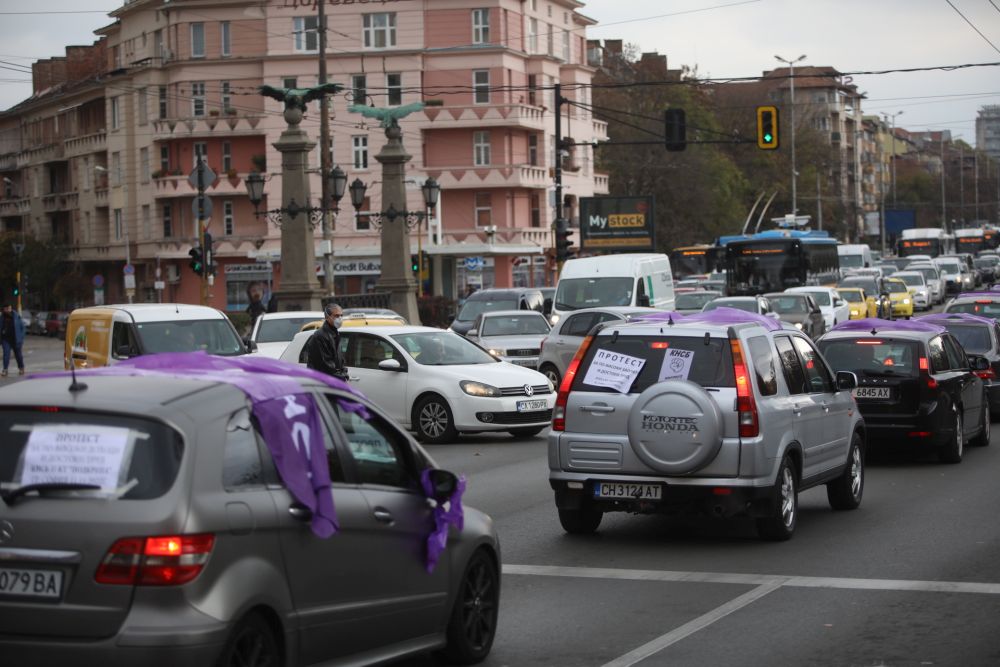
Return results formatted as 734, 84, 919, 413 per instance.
374, 124, 421, 324
274, 106, 324, 312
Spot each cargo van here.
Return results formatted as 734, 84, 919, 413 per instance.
552, 253, 674, 323
837, 244, 873, 273
64, 303, 247, 369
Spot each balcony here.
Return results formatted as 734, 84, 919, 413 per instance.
94, 188, 109, 207
152, 170, 253, 199
592, 119, 608, 141
435, 226, 553, 254
0, 197, 29, 216
18, 142, 63, 167
151, 113, 266, 141
593, 172, 610, 194
64, 131, 107, 158
69, 243, 123, 262
417, 103, 547, 131
42, 191, 79, 213
429, 164, 549, 190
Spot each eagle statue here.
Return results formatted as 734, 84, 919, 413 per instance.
258, 83, 344, 112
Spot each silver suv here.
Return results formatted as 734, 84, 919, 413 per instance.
549, 310, 866, 540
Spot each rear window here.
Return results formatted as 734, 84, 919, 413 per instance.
803, 291, 831, 306
947, 301, 1000, 318
256, 317, 322, 343
137, 319, 244, 356
571, 334, 735, 394
817, 338, 921, 378
0, 410, 184, 500
675, 292, 717, 310
944, 324, 992, 355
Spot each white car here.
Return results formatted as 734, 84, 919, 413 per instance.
784, 287, 851, 331
280, 325, 555, 443
247, 310, 324, 358
466, 309, 551, 369
905, 263, 945, 304
891, 271, 931, 310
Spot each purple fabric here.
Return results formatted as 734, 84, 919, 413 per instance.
420, 469, 466, 573
956, 292, 1000, 299
634, 307, 782, 332
831, 318, 945, 334
34, 352, 375, 538
919, 312, 997, 327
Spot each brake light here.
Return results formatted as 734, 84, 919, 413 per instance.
918, 357, 938, 389
96, 534, 215, 586
730, 338, 759, 438
553, 335, 595, 432
976, 300, 993, 304
651, 341, 670, 349
975, 369, 996, 380
856, 340, 883, 345
919, 357, 929, 371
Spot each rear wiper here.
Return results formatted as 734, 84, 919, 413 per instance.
862, 368, 904, 377
1, 483, 101, 506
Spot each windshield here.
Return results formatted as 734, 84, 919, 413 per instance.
938, 263, 961, 274
945, 324, 992, 354
728, 241, 802, 294
676, 292, 718, 310
768, 295, 809, 314
837, 289, 865, 302
136, 319, 244, 356
456, 298, 517, 322
703, 299, 757, 313
839, 254, 865, 268
481, 314, 550, 336
256, 317, 322, 343
912, 267, 939, 281
975, 258, 998, 268
896, 274, 924, 287
554, 277, 634, 311
818, 339, 920, 378
840, 279, 879, 294
798, 290, 831, 306
886, 281, 909, 295
392, 332, 497, 365
947, 301, 1000, 318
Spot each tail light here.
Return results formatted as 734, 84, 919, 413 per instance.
919, 357, 938, 389
96, 534, 215, 586
553, 335, 595, 432
730, 337, 759, 438
975, 368, 996, 380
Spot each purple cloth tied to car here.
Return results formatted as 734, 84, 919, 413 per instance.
634, 307, 783, 332
831, 318, 945, 334
918, 312, 998, 327
420, 469, 467, 573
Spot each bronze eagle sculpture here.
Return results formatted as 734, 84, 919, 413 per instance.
258, 83, 344, 112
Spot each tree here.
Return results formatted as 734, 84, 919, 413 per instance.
0, 232, 70, 309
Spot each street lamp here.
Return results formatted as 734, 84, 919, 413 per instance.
882, 110, 904, 208
244, 168, 348, 228
775, 54, 806, 215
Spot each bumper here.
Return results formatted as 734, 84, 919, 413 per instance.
858, 405, 952, 447
453, 394, 556, 431
499, 355, 540, 369
986, 381, 1000, 415
891, 302, 914, 317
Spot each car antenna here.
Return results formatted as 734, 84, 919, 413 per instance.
68, 362, 88, 393
704, 332, 711, 346
870, 327, 878, 335
175, 303, 180, 314
667, 314, 674, 326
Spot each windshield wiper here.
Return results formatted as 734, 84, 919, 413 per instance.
2, 482, 102, 506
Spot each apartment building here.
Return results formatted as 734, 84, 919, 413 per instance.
0, 0, 608, 311
976, 105, 1000, 162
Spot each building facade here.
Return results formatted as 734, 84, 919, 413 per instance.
977, 105, 1000, 163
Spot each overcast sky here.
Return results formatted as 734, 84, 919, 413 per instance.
1, 0, 997, 145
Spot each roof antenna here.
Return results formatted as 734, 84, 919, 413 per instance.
667, 314, 674, 326
870, 327, 878, 336
68, 362, 88, 393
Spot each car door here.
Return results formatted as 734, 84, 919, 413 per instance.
792, 335, 851, 474
942, 334, 983, 434
342, 332, 409, 424
553, 313, 596, 370
773, 335, 826, 480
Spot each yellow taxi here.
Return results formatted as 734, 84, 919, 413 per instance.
836, 288, 874, 320
884, 277, 914, 319
298, 313, 407, 332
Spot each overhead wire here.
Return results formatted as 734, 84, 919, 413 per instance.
943, 0, 1000, 56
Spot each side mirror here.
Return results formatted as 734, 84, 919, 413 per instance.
543, 297, 553, 315
377, 358, 403, 372
246, 340, 258, 353
833, 298, 844, 307
425, 468, 458, 502
467, 329, 478, 337
116, 345, 132, 358
836, 370, 858, 391
970, 356, 990, 372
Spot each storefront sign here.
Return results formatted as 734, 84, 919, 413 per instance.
579, 196, 656, 252
225, 263, 274, 275
332, 259, 381, 275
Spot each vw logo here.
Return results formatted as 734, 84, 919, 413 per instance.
523, 384, 534, 397
0, 520, 13, 545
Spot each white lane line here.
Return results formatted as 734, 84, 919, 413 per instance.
503, 563, 1000, 595
600, 582, 783, 667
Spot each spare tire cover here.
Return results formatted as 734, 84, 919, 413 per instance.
626, 379, 724, 474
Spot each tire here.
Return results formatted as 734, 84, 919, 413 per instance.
972, 399, 990, 447
539, 364, 561, 389
509, 426, 545, 438
756, 455, 798, 541
440, 550, 499, 665
414, 395, 458, 444
827, 433, 864, 510
215, 612, 281, 667
558, 506, 603, 535
939, 409, 964, 464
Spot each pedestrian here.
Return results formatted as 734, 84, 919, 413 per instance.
245, 281, 267, 327
1, 303, 26, 377
307, 302, 348, 381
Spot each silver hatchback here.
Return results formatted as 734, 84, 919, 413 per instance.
0, 371, 499, 666
549, 309, 866, 540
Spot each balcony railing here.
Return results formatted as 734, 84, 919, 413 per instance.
94, 188, 109, 206
42, 191, 79, 212
593, 172, 610, 193
0, 197, 29, 216
430, 164, 549, 190
151, 113, 266, 141
592, 119, 608, 141
152, 170, 252, 199
418, 103, 547, 130
64, 131, 107, 158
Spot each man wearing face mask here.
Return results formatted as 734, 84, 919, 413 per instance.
307, 302, 348, 381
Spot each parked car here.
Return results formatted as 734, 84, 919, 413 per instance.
450, 288, 546, 337
764, 292, 825, 338
536, 306, 659, 387
0, 359, 500, 666
702, 295, 774, 316
818, 318, 989, 462
29, 311, 48, 336
674, 290, 722, 315
890, 271, 931, 311
784, 286, 851, 330
919, 312, 1000, 417
45, 311, 68, 338
466, 309, 552, 369
549, 309, 865, 540
247, 310, 325, 358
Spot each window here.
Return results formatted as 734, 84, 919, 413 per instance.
528, 134, 538, 165
293, 16, 319, 52
473, 130, 491, 166
162, 203, 173, 237
221, 81, 231, 111
475, 192, 492, 227
352, 135, 368, 169
82, 157, 91, 190
140, 147, 150, 183
160, 146, 169, 172
221, 21, 231, 57
792, 336, 833, 393
530, 192, 540, 227
191, 82, 206, 116
352, 74, 367, 104
114, 208, 123, 241
111, 321, 138, 360
528, 18, 538, 53
472, 8, 490, 44
193, 142, 207, 167
110, 97, 120, 129
386, 72, 402, 106
928, 337, 948, 373
328, 398, 416, 489
347, 334, 403, 370
562, 29, 570, 61
774, 336, 807, 395
223, 410, 264, 489
354, 195, 372, 231
362, 13, 396, 49
527, 74, 537, 105
283, 77, 298, 90
563, 313, 599, 337
191, 22, 205, 58
158, 86, 167, 119
223, 200, 234, 235
141, 204, 151, 240
473, 70, 490, 104
942, 335, 968, 370
138, 88, 148, 125
547, 24, 554, 55
154, 29, 164, 61
111, 152, 122, 186
222, 142, 232, 172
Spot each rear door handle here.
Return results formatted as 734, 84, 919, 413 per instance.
821, 402, 831, 413
288, 503, 313, 522
793, 403, 803, 416
580, 405, 615, 413
372, 508, 394, 524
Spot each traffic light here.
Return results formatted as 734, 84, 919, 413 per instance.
664, 108, 686, 152
555, 224, 573, 263
203, 231, 215, 276
411, 254, 419, 274
11, 284, 18, 298
189, 246, 204, 276
756, 106, 779, 150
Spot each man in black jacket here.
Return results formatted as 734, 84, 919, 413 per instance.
307, 302, 347, 380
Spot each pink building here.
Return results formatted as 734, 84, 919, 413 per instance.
0, 0, 607, 313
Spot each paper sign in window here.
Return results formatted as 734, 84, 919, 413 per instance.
582, 348, 646, 393
659, 348, 694, 382
20, 425, 130, 491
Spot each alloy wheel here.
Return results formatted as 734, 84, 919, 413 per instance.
461, 556, 498, 653
779, 465, 796, 528
420, 401, 449, 438
849, 444, 863, 499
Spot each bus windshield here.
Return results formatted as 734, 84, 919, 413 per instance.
726, 241, 801, 295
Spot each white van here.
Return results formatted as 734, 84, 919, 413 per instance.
837, 244, 873, 273
552, 253, 674, 323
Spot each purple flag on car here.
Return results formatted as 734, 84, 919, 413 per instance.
634, 307, 783, 332
831, 318, 944, 335
420, 469, 466, 573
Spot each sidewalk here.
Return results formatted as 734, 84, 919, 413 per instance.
0, 335, 66, 386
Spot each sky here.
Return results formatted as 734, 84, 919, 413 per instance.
0, 0, 998, 146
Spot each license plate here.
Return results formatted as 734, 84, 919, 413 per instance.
511, 358, 536, 367
0, 567, 63, 600
517, 399, 548, 412
594, 482, 662, 500
853, 386, 891, 399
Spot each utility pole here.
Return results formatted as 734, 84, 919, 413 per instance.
974, 150, 979, 222
960, 145, 965, 225
197, 163, 207, 306
940, 138, 947, 228
816, 170, 823, 232
775, 54, 806, 214
553, 82, 570, 277
318, 0, 335, 299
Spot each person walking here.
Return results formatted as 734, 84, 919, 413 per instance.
1, 303, 26, 377
307, 302, 348, 380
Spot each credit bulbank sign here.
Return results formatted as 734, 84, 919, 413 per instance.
579, 196, 655, 252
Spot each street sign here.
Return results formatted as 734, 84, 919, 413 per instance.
192, 195, 213, 219
94, 288, 105, 306
154, 280, 166, 290
124, 274, 136, 290
123, 264, 135, 275
464, 257, 484, 272
188, 162, 216, 189
92, 274, 105, 288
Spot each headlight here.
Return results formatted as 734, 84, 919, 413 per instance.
488, 348, 504, 357
850, 309, 860, 316
546, 378, 555, 392
902, 298, 911, 305
794, 322, 803, 330
460, 380, 501, 397
549, 314, 560, 325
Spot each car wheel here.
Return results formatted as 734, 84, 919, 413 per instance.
827, 433, 864, 510
756, 455, 797, 541
215, 612, 281, 667
414, 395, 458, 444
558, 506, 603, 535
972, 399, 990, 447
539, 363, 561, 388
509, 426, 545, 438
440, 549, 499, 665
939, 409, 964, 464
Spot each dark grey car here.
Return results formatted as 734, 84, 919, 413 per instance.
765, 292, 826, 338
0, 374, 499, 666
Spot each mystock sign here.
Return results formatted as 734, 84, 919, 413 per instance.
579, 196, 656, 252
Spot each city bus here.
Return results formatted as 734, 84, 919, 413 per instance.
955, 228, 986, 255
669, 245, 724, 278
897, 228, 954, 258
724, 231, 840, 296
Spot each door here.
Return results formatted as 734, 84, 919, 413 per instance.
342, 332, 409, 424
792, 336, 851, 474
774, 335, 825, 480
554, 313, 596, 371
942, 334, 983, 434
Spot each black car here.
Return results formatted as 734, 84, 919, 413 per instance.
919, 312, 1000, 417
450, 288, 546, 336
818, 318, 990, 463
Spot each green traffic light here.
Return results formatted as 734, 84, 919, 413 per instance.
763, 133, 773, 142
